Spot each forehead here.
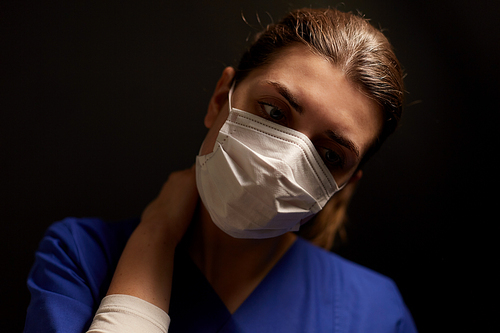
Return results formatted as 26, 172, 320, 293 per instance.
238, 44, 383, 158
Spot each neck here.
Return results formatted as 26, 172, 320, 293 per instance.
185, 203, 296, 313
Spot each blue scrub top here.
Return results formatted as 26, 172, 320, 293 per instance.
24, 217, 417, 332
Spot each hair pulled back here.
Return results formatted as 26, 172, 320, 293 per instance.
235, 8, 404, 162
234, 8, 405, 249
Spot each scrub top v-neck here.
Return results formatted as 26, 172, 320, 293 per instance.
168, 238, 332, 332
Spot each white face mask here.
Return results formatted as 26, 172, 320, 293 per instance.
195, 86, 343, 239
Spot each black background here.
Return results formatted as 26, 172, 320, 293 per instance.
1, 1, 497, 331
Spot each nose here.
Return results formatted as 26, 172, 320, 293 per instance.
288, 113, 324, 143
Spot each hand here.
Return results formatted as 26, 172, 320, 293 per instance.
140, 166, 199, 247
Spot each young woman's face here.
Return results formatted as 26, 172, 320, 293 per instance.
202, 44, 383, 186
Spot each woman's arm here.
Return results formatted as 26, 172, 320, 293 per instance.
88, 167, 198, 332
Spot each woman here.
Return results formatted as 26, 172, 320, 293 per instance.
25, 8, 417, 332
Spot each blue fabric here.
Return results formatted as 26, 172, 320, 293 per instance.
25, 217, 417, 332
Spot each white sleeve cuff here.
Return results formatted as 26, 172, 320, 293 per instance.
87, 294, 170, 333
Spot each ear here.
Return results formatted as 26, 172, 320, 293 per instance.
348, 170, 363, 185
337, 169, 362, 196
205, 67, 236, 128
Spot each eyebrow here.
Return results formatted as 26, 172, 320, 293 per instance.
266, 80, 304, 114
266, 80, 360, 158
326, 130, 360, 158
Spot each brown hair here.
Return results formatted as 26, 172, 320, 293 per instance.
234, 8, 405, 249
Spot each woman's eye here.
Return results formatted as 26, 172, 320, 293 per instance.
324, 150, 341, 165
261, 103, 285, 121
317, 147, 344, 169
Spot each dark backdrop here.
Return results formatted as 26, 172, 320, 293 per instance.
1, 1, 496, 331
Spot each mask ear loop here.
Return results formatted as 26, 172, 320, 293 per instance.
228, 81, 235, 111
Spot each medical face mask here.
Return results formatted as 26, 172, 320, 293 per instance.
195, 87, 343, 239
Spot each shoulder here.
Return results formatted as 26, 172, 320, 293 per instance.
39, 217, 138, 276
37, 216, 139, 295
25, 217, 139, 333
295, 237, 417, 332
45, 216, 138, 254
